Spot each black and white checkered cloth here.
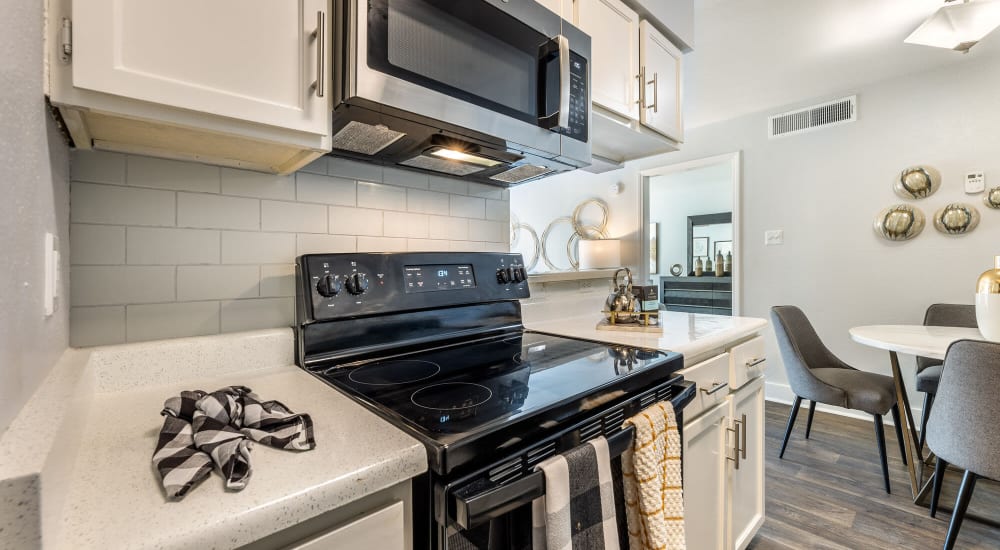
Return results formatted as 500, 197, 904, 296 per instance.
531, 436, 620, 550
152, 385, 315, 500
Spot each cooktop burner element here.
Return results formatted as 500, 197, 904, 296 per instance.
348, 359, 441, 385
411, 382, 493, 410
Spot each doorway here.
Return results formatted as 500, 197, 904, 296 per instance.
640, 152, 742, 316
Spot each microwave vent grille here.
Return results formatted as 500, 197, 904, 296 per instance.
767, 95, 856, 139
490, 164, 553, 184
398, 155, 489, 176
330, 121, 406, 155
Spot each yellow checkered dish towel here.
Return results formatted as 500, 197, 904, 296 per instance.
622, 401, 685, 550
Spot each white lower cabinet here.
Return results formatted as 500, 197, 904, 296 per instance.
682, 400, 729, 550
681, 344, 766, 550
289, 500, 406, 550
727, 376, 766, 550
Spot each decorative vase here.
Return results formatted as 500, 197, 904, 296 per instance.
714, 251, 724, 277
724, 251, 732, 274
694, 257, 703, 277
976, 256, 1000, 341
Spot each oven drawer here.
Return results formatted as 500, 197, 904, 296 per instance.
679, 353, 730, 420
729, 336, 767, 390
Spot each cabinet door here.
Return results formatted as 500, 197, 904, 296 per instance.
682, 400, 729, 550
728, 377, 765, 550
573, 0, 640, 119
289, 501, 405, 550
72, 0, 330, 136
639, 20, 683, 142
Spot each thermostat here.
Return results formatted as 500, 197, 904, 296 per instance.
965, 171, 985, 194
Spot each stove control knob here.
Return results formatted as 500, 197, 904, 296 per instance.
505, 267, 515, 282
346, 272, 369, 295
316, 274, 342, 297
496, 268, 510, 284
512, 267, 526, 283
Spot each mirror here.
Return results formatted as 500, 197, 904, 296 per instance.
688, 213, 732, 275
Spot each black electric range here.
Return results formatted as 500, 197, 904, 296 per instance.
295, 252, 693, 550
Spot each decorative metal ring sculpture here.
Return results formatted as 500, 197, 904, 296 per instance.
509, 212, 520, 247
541, 217, 575, 271
984, 186, 1000, 210
571, 199, 610, 238
512, 222, 540, 272
873, 204, 926, 241
933, 203, 980, 235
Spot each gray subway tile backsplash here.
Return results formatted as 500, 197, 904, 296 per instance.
68, 152, 510, 346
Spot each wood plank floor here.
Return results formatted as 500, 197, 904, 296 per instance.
746, 402, 1000, 550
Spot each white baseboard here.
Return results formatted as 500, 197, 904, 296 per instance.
764, 381, 922, 427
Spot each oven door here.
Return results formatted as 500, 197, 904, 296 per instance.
432, 380, 696, 550
341, 0, 589, 161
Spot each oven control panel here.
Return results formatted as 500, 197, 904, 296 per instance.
298, 252, 530, 321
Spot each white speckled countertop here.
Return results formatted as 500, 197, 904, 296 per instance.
0, 329, 426, 550
521, 296, 768, 363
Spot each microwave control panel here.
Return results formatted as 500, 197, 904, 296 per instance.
559, 52, 589, 143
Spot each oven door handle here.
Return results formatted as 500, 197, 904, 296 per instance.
449, 381, 695, 529
450, 425, 635, 530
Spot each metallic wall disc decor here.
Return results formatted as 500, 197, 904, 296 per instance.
571, 199, 610, 238
893, 166, 941, 199
933, 203, 980, 235
985, 186, 1000, 210
873, 204, 926, 241
670, 264, 683, 276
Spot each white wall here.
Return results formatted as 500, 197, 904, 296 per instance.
516, 52, 1000, 410
649, 166, 732, 275
0, 1, 72, 433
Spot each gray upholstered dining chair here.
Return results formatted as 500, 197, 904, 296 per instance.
771, 306, 906, 493
915, 304, 978, 450
926, 339, 1000, 550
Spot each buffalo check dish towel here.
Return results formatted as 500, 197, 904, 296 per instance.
531, 436, 620, 550
622, 400, 686, 550
152, 385, 316, 500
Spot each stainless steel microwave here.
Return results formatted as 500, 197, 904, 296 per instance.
330, 0, 591, 186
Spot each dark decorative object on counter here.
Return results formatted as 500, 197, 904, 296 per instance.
634, 285, 659, 312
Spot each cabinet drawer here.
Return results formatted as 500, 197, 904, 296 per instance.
679, 353, 730, 420
289, 500, 405, 550
729, 336, 767, 390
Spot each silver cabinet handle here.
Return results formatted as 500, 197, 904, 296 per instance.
646, 72, 658, 113
737, 413, 747, 459
699, 381, 729, 395
726, 418, 741, 470
311, 11, 326, 98
746, 357, 766, 368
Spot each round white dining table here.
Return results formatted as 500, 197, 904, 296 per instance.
849, 324, 989, 501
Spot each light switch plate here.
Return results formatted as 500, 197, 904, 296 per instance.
965, 171, 985, 194
764, 230, 784, 246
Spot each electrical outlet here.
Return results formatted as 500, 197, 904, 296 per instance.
580, 280, 593, 289
965, 171, 985, 194
764, 230, 784, 246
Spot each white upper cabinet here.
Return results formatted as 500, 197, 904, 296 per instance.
573, 0, 640, 120
73, 0, 329, 136
47, 0, 332, 174
639, 21, 683, 142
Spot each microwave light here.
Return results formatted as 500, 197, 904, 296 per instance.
429, 148, 502, 167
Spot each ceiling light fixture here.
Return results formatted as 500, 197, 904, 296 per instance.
905, 0, 1000, 53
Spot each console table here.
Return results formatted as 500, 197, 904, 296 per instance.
660, 276, 732, 316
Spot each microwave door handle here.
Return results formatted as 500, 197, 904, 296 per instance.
556, 35, 570, 129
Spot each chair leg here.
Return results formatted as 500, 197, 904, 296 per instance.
805, 400, 817, 439
889, 404, 907, 466
930, 457, 948, 518
918, 392, 934, 451
779, 396, 803, 459
873, 414, 890, 494
944, 470, 978, 550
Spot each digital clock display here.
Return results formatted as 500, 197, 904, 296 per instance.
403, 264, 476, 293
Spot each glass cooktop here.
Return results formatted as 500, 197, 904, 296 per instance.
314, 330, 683, 474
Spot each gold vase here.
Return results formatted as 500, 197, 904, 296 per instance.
976, 256, 1000, 341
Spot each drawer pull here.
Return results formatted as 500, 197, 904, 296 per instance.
726, 419, 741, 470
699, 381, 729, 396
745, 357, 766, 368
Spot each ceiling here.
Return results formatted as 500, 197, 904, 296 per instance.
685, 0, 1000, 128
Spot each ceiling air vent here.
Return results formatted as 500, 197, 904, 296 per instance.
767, 95, 857, 139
